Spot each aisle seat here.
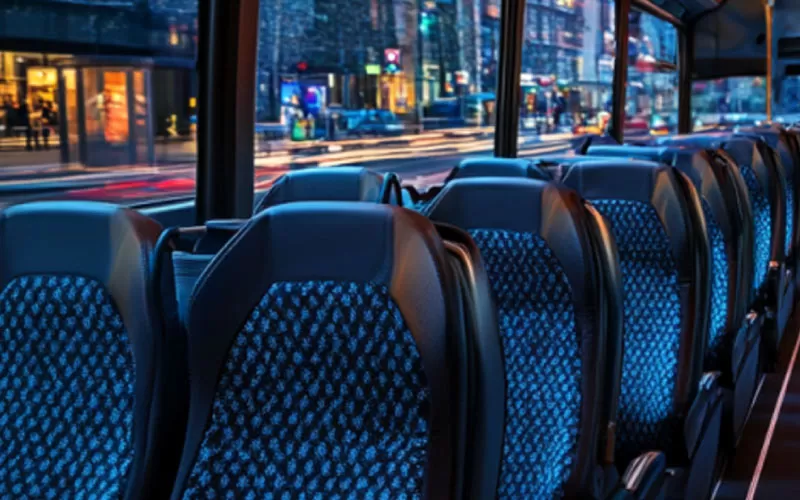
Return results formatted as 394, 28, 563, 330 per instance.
169, 202, 493, 499
426, 176, 631, 498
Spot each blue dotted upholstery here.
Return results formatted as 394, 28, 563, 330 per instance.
181, 281, 430, 498
590, 200, 682, 466
740, 166, 771, 290
785, 184, 794, 256
702, 202, 730, 371
469, 229, 581, 498
0, 275, 136, 498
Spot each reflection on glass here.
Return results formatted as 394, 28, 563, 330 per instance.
624, 9, 678, 137
691, 77, 768, 129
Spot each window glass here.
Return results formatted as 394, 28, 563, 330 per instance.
624, 10, 678, 138
691, 77, 767, 129
518, 0, 616, 148
0, 0, 198, 205
255, 0, 506, 192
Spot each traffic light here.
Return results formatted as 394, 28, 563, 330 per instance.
296, 61, 308, 73
384, 49, 401, 74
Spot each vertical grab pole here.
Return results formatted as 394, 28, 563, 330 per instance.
493, 0, 526, 158
765, 0, 774, 123
678, 26, 694, 134
609, 0, 631, 143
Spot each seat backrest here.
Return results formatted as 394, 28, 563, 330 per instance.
0, 201, 169, 499
426, 177, 623, 497
171, 202, 472, 499
741, 126, 797, 258
588, 144, 752, 374
255, 166, 402, 212
558, 160, 710, 466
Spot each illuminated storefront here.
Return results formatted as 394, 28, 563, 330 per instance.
56, 59, 155, 167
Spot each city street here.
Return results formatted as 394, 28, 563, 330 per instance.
0, 132, 574, 206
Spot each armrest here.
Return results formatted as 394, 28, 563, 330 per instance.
613, 451, 667, 500
684, 372, 724, 459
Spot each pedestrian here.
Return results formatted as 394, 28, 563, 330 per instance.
40, 99, 53, 150
2, 96, 13, 138
29, 102, 42, 151
17, 102, 36, 151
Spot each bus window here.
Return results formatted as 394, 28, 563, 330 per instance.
624, 9, 678, 138
691, 77, 767, 130
253, 0, 505, 191
0, 0, 198, 205
518, 0, 616, 147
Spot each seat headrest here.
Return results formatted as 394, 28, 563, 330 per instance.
256, 167, 390, 212
427, 177, 551, 234
558, 159, 667, 203
587, 145, 667, 162
0, 200, 161, 301
446, 157, 550, 182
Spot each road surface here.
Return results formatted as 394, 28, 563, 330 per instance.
0, 132, 574, 206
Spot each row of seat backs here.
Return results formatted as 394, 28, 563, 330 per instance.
419, 158, 724, 497
168, 166, 629, 498
259, 164, 718, 490
2, 137, 782, 500
658, 132, 798, 347
575, 144, 754, 377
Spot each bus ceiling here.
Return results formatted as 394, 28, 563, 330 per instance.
693, 0, 800, 80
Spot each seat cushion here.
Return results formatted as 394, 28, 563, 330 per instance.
469, 229, 581, 498
0, 275, 135, 498
591, 199, 682, 466
739, 164, 772, 289
701, 202, 730, 371
181, 280, 428, 497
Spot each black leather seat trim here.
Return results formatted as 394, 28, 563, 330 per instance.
434, 223, 505, 499
0, 200, 165, 499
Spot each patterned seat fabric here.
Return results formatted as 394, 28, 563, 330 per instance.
701, 202, 730, 372
785, 184, 794, 257
0, 275, 136, 498
181, 281, 429, 498
590, 199, 682, 466
469, 229, 581, 498
739, 165, 772, 290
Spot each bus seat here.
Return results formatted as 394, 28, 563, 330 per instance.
426, 177, 628, 498
255, 166, 403, 213
169, 202, 486, 499
559, 160, 723, 499
587, 144, 762, 443
0, 201, 183, 499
